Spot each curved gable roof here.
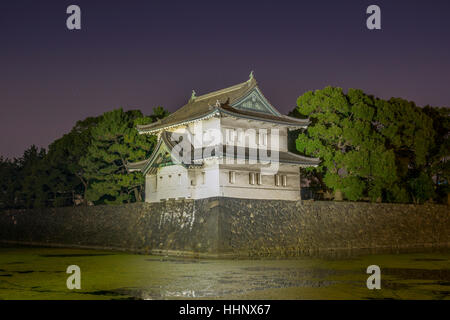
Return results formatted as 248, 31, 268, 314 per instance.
137, 77, 309, 134
137, 79, 256, 133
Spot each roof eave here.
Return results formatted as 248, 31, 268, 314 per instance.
218, 108, 310, 127
137, 109, 220, 135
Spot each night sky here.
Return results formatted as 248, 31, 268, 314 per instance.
1, 0, 449, 158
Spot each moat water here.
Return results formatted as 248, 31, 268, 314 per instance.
0, 246, 449, 300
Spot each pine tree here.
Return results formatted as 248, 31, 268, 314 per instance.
294, 87, 399, 202
79, 108, 161, 204
45, 115, 103, 206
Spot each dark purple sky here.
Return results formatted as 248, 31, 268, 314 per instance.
1, 0, 449, 158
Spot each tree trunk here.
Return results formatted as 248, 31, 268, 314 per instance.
133, 187, 141, 202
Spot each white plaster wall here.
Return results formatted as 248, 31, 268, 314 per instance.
145, 161, 222, 203
189, 161, 221, 199
144, 118, 300, 202
145, 174, 158, 203
182, 117, 222, 149
219, 163, 300, 201
146, 163, 300, 202
153, 165, 191, 201
220, 117, 288, 152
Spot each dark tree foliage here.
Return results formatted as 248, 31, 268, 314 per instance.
45, 115, 103, 206
0, 107, 169, 209
0, 145, 48, 209
422, 106, 450, 202
1, 92, 446, 207
79, 108, 158, 205
0, 157, 20, 209
292, 87, 449, 203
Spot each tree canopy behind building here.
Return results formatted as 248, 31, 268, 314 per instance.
0, 107, 169, 209
292, 87, 449, 203
1, 89, 447, 208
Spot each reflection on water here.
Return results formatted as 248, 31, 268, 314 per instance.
39, 254, 114, 258
0, 246, 449, 300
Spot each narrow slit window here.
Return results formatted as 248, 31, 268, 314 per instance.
259, 131, 267, 146
229, 171, 236, 184
282, 175, 287, 187
275, 174, 281, 186
249, 172, 255, 185
256, 173, 262, 185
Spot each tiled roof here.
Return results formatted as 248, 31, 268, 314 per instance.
219, 103, 310, 127
126, 159, 149, 172
137, 77, 309, 133
126, 131, 320, 174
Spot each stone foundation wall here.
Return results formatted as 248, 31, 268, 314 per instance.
219, 198, 449, 256
0, 198, 448, 257
0, 199, 221, 256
